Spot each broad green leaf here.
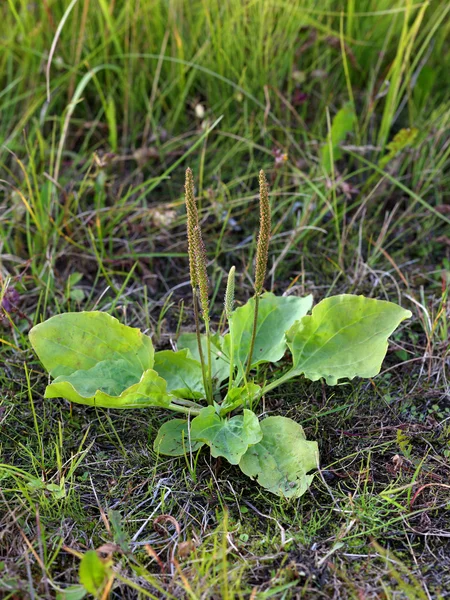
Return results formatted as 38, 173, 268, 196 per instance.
223, 292, 313, 372
286, 294, 411, 385
78, 550, 109, 596
154, 349, 205, 400
56, 585, 87, 600
190, 407, 262, 465
29, 311, 154, 378
154, 418, 205, 456
321, 102, 356, 173
239, 416, 318, 498
178, 332, 229, 384
45, 368, 174, 409
220, 382, 261, 416
51, 359, 142, 397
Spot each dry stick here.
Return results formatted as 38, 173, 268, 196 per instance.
245, 170, 271, 378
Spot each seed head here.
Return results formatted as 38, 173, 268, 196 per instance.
254, 170, 271, 296
193, 225, 210, 324
185, 168, 199, 289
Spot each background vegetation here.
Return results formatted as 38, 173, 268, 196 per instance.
1, 0, 449, 598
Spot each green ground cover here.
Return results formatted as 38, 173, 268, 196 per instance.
1, 0, 449, 598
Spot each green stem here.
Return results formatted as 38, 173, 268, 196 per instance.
261, 369, 294, 395
227, 318, 235, 393
171, 398, 203, 409
245, 294, 260, 378
192, 291, 210, 403
204, 319, 213, 405
167, 402, 201, 416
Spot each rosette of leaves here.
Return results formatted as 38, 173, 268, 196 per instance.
29, 292, 410, 498
29, 169, 411, 498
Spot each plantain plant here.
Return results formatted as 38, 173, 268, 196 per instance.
29, 169, 411, 498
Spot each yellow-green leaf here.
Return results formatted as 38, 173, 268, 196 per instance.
79, 551, 109, 596
178, 332, 229, 384
154, 349, 205, 400
29, 311, 154, 378
154, 418, 204, 456
223, 292, 313, 373
45, 368, 174, 409
239, 416, 318, 498
287, 295, 411, 385
190, 407, 262, 465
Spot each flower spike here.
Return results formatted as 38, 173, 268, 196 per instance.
185, 167, 199, 290
254, 170, 271, 296
245, 169, 271, 377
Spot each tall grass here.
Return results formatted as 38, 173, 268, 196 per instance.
1, 0, 449, 156
1, 0, 449, 283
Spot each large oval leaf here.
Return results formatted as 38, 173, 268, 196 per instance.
153, 349, 205, 400
153, 418, 204, 456
190, 406, 262, 465
239, 416, 318, 498
223, 292, 313, 372
45, 368, 174, 409
48, 359, 142, 397
177, 332, 229, 384
29, 311, 154, 378
286, 295, 411, 385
